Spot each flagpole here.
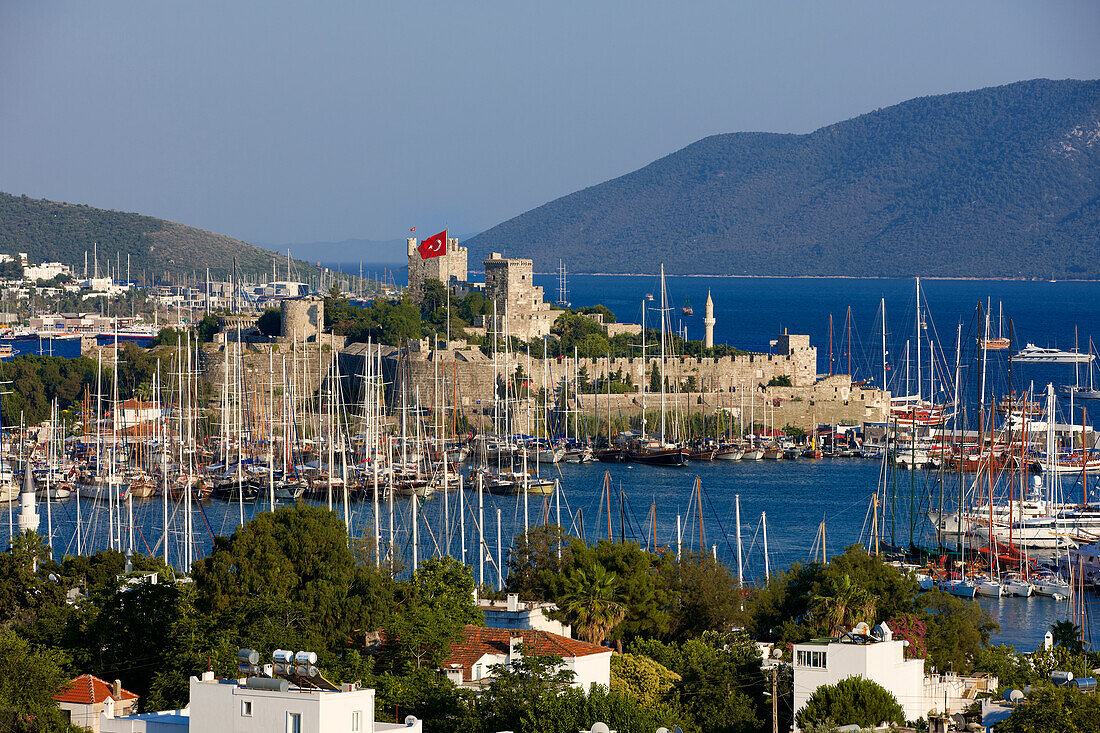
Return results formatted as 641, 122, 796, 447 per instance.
445, 231, 451, 348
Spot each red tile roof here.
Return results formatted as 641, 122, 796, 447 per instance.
442, 625, 610, 680
54, 674, 138, 705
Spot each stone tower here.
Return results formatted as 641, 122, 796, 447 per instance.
704, 290, 715, 349
280, 296, 324, 341
482, 253, 556, 339
407, 236, 467, 303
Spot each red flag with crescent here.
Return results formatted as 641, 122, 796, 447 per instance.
417, 230, 447, 259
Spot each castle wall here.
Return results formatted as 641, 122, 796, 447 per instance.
334, 335, 884, 430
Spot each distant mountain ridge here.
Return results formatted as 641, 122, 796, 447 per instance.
465, 79, 1100, 278
0, 192, 318, 280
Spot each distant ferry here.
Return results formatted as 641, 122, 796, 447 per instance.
0, 344, 13, 359
1011, 343, 1094, 364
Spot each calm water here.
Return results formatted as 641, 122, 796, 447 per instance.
5, 457, 1095, 650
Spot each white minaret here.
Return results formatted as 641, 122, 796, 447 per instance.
704, 290, 715, 349
18, 468, 39, 534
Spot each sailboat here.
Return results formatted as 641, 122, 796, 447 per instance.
1059, 337, 1100, 400
627, 266, 688, 466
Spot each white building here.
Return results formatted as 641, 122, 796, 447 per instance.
24, 261, 70, 281
101, 671, 421, 733
792, 623, 924, 729
441, 625, 611, 693
792, 623, 998, 730
478, 593, 572, 637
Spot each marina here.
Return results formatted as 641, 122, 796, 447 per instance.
5, 273, 1100, 652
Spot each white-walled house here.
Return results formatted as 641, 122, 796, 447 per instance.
441, 625, 612, 692
792, 624, 925, 729
791, 623, 998, 731
100, 672, 422, 733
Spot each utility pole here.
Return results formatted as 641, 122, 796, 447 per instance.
771, 665, 779, 733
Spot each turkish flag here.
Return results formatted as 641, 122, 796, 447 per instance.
417, 230, 447, 259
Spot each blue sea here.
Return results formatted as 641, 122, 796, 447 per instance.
9, 270, 1100, 650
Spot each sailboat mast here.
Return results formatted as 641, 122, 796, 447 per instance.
915, 278, 922, 403
881, 298, 888, 390
659, 265, 667, 443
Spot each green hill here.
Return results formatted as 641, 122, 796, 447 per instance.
0, 192, 316, 280
465, 79, 1100, 278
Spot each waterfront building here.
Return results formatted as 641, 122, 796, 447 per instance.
441, 625, 611, 692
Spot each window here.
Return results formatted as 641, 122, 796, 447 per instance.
352, 711, 362, 732
242, 700, 253, 716
287, 712, 302, 733
796, 650, 828, 668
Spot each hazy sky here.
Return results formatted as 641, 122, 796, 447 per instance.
2, 2, 1098, 246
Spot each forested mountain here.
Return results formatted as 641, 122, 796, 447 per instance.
0, 192, 316, 280
465, 79, 1100, 278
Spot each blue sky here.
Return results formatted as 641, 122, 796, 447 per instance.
1, 1, 1097, 246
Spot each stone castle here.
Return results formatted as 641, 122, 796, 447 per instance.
338, 331, 890, 430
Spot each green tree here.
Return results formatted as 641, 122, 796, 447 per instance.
996, 684, 1100, 733
0, 629, 78, 733
558, 565, 626, 646
406, 556, 483, 627
479, 646, 579, 732
71, 577, 185, 710
635, 632, 766, 733
1051, 620, 1083, 653
151, 326, 186, 347
610, 653, 680, 706
506, 525, 574, 600
649, 362, 661, 393
811, 573, 877, 637
767, 375, 792, 387
922, 590, 998, 673
661, 553, 745, 640
796, 676, 905, 730
383, 599, 466, 673
256, 307, 281, 336
420, 278, 446, 316
195, 313, 220, 343
192, 504, 393, 646
0, 532, 66, 632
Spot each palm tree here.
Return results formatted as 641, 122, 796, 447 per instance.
812, 573, 878, 637
558, 565, 627, 646
1051, 620, 1083, 653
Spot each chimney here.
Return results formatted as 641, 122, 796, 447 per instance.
112, 679, 122, 699
507, 593, 519, 612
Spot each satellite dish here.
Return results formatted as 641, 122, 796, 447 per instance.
772, 648, 783, 659
657, 728, 669, 733
674, 727, 684, 733
1005, 689, 1024, 704
404, 715, 418, 727
590, 724, 611, 733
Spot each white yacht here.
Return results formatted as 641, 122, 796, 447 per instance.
1011, 344, 1094, 364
